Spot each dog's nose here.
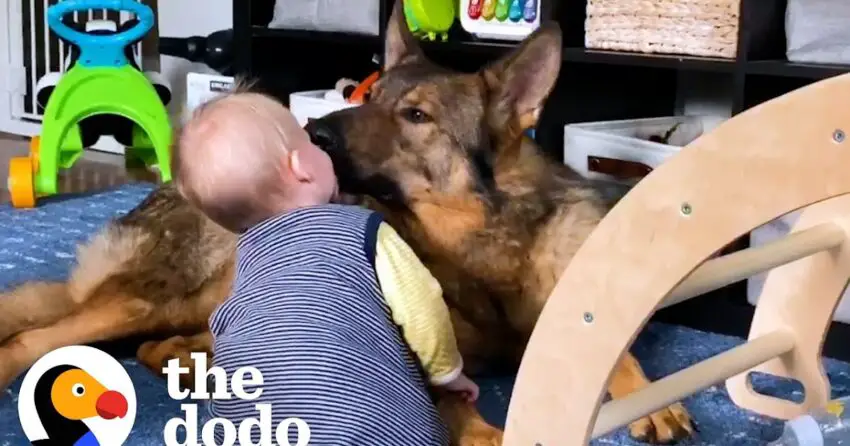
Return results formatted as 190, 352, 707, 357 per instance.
305, 118, 343, 153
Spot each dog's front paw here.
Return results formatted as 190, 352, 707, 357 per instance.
456, 424, 503, 446
629, 402, 694, 444
0, 366, 15, 393
137, 336, 197, 390
0, 335, 30, 392
0, 348, 20, 393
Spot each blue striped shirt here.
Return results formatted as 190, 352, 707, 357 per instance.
207, 204, 450, 445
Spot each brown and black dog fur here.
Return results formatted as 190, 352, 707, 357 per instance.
0, 2, 693, 443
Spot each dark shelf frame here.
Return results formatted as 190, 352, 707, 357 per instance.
232, 0, 850, 363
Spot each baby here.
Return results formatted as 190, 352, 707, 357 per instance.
173, 91, 478, 445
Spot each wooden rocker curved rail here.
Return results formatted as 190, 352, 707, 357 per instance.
503, 72, 850, 445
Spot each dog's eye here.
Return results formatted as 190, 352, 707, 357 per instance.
400, 107, 432, 124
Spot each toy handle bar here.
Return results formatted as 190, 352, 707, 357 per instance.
47, 0, 154, 68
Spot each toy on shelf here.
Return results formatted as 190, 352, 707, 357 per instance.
323, 72, 380, 105
347, 71, 380, 104
325, 78, 359, 103
460, 0, 541, 41
8, 0, 172, 208
403, 0, 456, 41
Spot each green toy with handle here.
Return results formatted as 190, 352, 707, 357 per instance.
8, 0, 171, 208
403, 0, 456, 41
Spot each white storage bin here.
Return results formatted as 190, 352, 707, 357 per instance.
184, 72, 236, 122
289, 90, 359, 127
748, 213, 850, 324
563, 116, 705, 185
268, 0, 380, 36
785, 0, 850, 64
562, 115, 850, 323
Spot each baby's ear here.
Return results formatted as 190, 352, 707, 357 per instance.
287, 150, 313, 183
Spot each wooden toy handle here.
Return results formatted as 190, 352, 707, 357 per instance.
594, 329, 796, 437
726, 197, 850, 419
658, 222, 846, 310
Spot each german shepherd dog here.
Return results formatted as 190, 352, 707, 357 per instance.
0, 2, 693, 443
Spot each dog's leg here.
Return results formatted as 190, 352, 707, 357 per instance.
136, 331, 213, 392
0, 294, 155, 391
437, 392, 503, 446
608, 352, 694, 443
135, 264, 231, 391
0, 282, 76, 343
449, 308, 517, 376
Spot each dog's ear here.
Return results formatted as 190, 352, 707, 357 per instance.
383, 0, 425, 71
481, 22, 562, 131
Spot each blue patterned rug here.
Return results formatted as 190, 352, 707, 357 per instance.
1, 183, 849, 445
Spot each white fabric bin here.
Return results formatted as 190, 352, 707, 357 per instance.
564, 116, 704, 186
289, 90, 359, 127
786, 0, 850, 64
268, 0, 380, 36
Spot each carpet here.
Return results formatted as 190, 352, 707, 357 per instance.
1, 183, 849, 445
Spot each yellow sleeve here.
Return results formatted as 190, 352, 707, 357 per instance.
373, 222, 464, 386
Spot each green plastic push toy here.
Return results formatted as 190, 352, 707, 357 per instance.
7, 0, 172, 208
403, 0, 456, 42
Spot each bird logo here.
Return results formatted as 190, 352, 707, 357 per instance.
18, 345, 136, 446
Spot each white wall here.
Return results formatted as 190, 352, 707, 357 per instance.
157, 0, 232, 122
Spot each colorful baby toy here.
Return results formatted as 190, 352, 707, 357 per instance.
460, 0, 541, 41
7, 0, 172, 208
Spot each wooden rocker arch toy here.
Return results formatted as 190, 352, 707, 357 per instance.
7, 0, 172, 208
502, 72, 850, 445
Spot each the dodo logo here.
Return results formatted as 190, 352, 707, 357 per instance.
17, 345, 137, 445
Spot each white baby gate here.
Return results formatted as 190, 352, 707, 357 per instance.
1, 0, 147, 148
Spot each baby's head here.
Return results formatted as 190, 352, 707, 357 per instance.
173, 92, 338, 233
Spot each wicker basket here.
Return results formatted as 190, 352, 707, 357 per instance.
585, 0, 741, 59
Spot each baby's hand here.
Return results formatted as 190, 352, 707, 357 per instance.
441, 373, 479, 402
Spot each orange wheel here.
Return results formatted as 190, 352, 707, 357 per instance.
8, 157, 36, 208
29, 136, 40, 171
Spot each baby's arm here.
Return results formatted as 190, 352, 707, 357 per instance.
373, 222, 477, 399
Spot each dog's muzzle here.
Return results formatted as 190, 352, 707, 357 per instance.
304, 116, 407, 208
304, 117, 344, 155
304, 116, 362, 190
